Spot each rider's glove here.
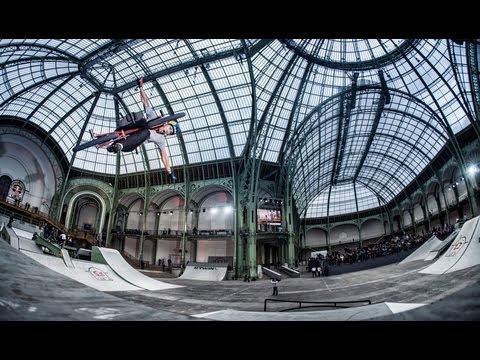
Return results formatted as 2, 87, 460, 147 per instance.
169, 172, 177, 182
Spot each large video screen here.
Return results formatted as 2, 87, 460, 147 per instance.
257, 209, 281, 224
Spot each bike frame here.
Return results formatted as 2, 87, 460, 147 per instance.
93, 126, 146, 149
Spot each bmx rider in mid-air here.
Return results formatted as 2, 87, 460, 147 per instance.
107, 78, 179, 181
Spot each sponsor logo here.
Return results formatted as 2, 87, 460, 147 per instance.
193, 266, 217, 270
88, 267, 112, 281
445, 236, 466, 257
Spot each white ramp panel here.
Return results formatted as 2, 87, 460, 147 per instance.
262, 267, 282, 279
179, 262, 228, 281
21, 251, 142, 292
61, 249, 75, 268
400, 235, 442, 264
13, 228, 35, 240
97, 247, 182, 290
7, 227, 19, 250
193, 302, 425, 321
420, 216, 480, 275
424, 230, 459, 261
17, 236, 44, 254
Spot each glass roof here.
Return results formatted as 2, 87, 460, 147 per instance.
0, 39, 476, 218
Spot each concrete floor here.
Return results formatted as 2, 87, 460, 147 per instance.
1, 235, 480, 322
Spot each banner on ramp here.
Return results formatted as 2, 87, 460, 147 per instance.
180, 262, 228, 281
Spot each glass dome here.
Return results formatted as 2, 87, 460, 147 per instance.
0, 39, 475, 218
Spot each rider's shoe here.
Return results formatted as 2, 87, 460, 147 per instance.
107, 143, 123, 153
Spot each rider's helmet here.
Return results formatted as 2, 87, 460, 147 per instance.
168, 120, 181, 135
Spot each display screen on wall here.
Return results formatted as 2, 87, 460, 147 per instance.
7, 180, 25, 204
257, 209, 281, 224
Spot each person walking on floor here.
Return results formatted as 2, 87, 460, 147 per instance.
271, 278, 279, 296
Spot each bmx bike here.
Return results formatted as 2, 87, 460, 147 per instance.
73, 112, 185, 152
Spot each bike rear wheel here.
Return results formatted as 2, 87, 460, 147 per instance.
147, 112, 186, 128
73, 133, 118, 152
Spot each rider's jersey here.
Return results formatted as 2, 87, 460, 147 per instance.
145, 106, 167, 150
148, 130, 167, 150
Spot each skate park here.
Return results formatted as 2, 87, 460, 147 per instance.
1, 214, 480, 321
1, 39, 480, 325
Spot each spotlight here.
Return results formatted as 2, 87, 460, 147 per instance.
467, 164, 478, 176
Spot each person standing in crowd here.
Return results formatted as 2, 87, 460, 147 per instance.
7, 214, 14, 228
